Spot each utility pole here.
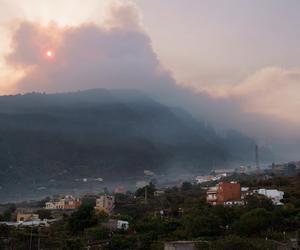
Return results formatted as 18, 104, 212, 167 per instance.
37, 227, 41, 250
255, 144, 260, 176
29, 224, 33, 250
145, 186, 148, 205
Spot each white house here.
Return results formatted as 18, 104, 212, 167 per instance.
0, 220, 50, 227
255, 189, 284, 205
117, 220, 129, 230
103, 219, 129, 231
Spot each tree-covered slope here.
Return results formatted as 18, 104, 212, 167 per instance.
0, 89, 257, 191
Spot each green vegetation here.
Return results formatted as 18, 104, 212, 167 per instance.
0, 175, 300, 249
68, 204, 98, 234
0, 205, 15, 221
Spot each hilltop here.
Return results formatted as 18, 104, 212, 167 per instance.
0, 89, 263, 200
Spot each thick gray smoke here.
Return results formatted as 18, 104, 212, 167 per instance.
4, 1, 300, 152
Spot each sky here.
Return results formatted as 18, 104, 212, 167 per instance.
0, 0, 300, 144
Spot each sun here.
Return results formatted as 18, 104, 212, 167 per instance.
42, 46, 57, 61
46, 50, 53, 57
44, 49, 56, 60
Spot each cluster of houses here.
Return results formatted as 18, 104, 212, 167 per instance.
45, 195, 81, 210
0, 164, 290, 232
195, 163, 294, 207
196, 161, 300, 185
45, 194, 116, 213
45, 194, 129, 230
269, 162, 299, 176
195, 175, 223, 184
195, 169, 237, 184
206, 181, 284, 206
195, 166, 260, 185
1, 193, 129, 230
0, 208, 56, 228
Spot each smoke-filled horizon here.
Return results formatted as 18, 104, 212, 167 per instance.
0, 0, 300, 145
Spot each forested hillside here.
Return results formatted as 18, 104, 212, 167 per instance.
0, 89, 262, 198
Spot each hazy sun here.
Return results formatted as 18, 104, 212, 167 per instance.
46, 50, 53, 57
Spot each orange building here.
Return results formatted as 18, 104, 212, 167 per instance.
207, 182, 241, 205
17, 213, 39, 222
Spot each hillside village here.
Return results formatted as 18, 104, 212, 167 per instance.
0, 161, 299, 249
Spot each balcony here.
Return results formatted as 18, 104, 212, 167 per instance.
207, 194, 217, 202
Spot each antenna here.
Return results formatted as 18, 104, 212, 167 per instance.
255, 144, 260, 175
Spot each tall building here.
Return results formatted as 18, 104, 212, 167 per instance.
207, 182, 241, 205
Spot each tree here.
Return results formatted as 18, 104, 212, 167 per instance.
115, 193, 129, 202
36, 209, 52, 220
96, 210, 109, 223
211, 205, 242, 229
2, 209, 12, 221
0, 205, 16, 221
62, 238, 84, 250
80, 196, 97, 207
211, 235, 275, 250
181, 182, 193, 191
135, 182, 156, 198
232, 208, 273, 236
183, 213, 221, 237
244, 194, 274, 211
108, 235, 137, 250
86, 226, 110, 240
212, 235, 255, 250
68, 204, 97, 234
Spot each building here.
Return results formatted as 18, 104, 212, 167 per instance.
114, 186, 126, 194
206, 186, 218, 205
195, 175, 217, 184
20, 220, 49, 227
45, 199, 62, 210
95, 195, 115, 213
0, 220, 50, 227
241, 187, 250, 200
154, 190, 165, 197
164, 241, 196, 250
235, 165, 257, 174
271, 163, 297, 176
211, 169, 235, 176
45, 195, 81, 210
255, 189, 284, 205
195, 176, 209, 184
207, 182, 241, 205
17, 213, 39, 222
103, 219, 129, 231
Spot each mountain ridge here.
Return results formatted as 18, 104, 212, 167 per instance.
0, 89, 264, 200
